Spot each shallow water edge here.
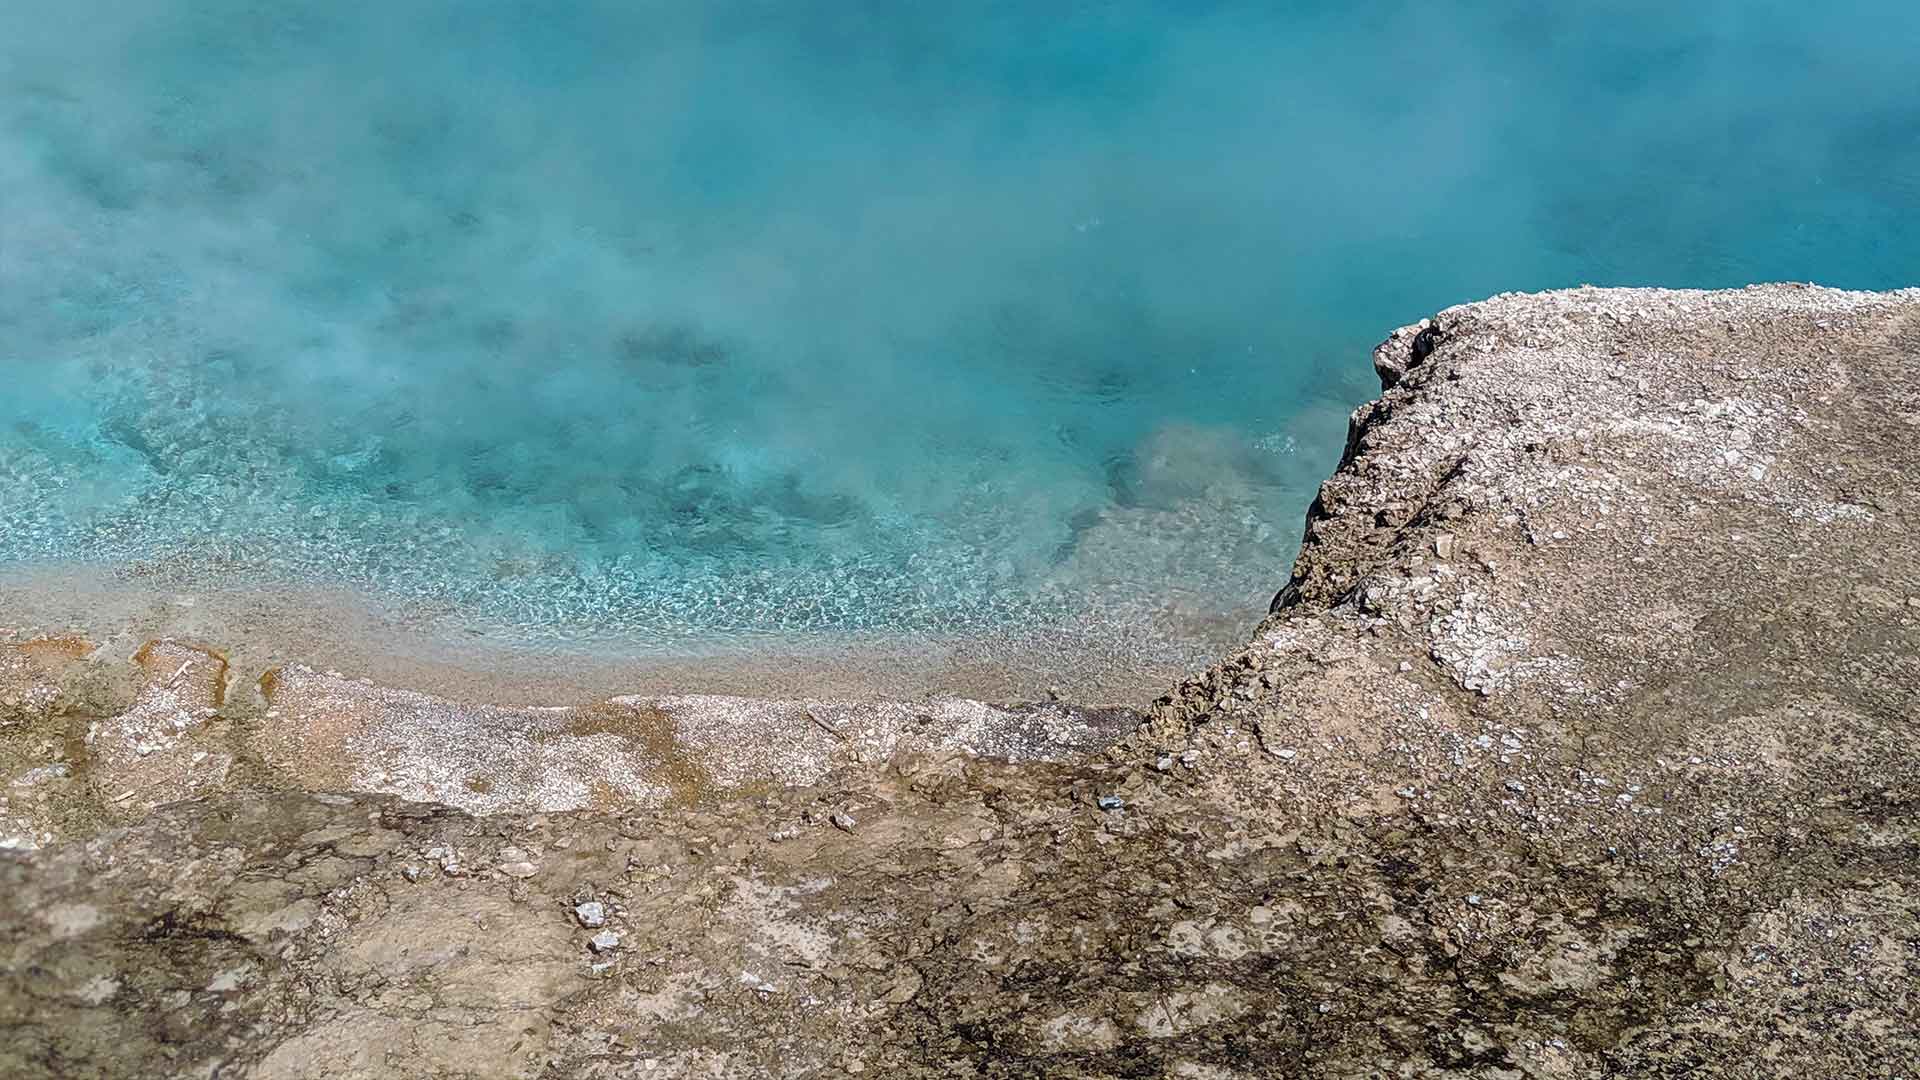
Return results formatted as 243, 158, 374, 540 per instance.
0, 560, 1244, 705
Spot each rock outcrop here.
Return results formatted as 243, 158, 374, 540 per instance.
2, 285, 1917, 1078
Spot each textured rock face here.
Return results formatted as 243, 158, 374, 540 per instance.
2, 285, 1917, 1078
249, 664, 1136, 814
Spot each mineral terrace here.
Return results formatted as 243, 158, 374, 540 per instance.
2, 284, 1917, 1078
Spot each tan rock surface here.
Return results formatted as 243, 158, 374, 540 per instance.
249, 663, 1138, 813
0, 636, 96, 851
84, 640, 235, 819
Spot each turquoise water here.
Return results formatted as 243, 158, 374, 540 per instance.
3, 2, 1917, 660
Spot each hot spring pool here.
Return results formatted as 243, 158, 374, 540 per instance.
3, 1, 1916, 696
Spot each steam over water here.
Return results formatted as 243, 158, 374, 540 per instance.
3, 2, 1916, 683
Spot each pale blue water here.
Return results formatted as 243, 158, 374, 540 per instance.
3, 2, 1917, 666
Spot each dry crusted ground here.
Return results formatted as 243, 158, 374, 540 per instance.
2, 284, 1917, 1078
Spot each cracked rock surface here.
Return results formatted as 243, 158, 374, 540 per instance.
3, 285, 1918, 1078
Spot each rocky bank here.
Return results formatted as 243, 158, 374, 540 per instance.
3, 284, 1917, 1078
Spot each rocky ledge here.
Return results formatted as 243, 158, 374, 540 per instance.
3, 285, 1917, 1078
